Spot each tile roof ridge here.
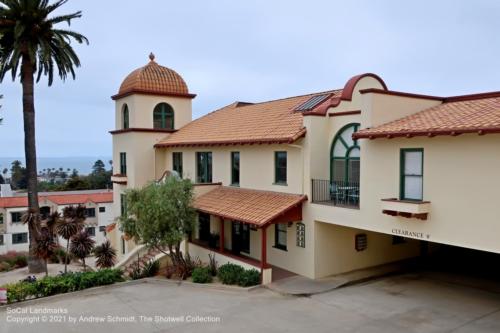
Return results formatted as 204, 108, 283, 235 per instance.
246, 88, 343, 107
443, 91, 500, 103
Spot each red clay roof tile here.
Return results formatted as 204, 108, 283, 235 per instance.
193, 186, 307, 226
156, 90, 342, 147
354, 93, 500, 139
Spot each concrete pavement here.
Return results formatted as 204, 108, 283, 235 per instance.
1, 273, 499, 332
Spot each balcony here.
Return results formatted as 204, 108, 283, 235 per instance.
381, 198, 430, 220
311, 179, 360, 208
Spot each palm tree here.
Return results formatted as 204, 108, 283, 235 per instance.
56, 205, 85, 273
94, 240, 117, 269
0, 0, 88, 273
45, 211, 60, 240
70, 230, 95, 271
33, 227, 58, 276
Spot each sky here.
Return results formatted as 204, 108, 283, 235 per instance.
0, 0, 499, 157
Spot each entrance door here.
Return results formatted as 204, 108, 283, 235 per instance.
232, 222, 250, 254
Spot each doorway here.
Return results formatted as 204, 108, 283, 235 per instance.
232, 221, 250, 254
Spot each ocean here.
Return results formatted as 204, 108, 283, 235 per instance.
0, 157, 112, 176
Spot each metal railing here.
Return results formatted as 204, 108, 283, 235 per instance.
311, 179, 360, 208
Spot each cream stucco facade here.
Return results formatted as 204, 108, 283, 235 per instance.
110, 61, 500, 282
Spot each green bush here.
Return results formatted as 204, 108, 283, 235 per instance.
192, 266, 213, 283
142, 260, 160, 278
0, 251, 28, 271
217, 263, 245, 285
238, 269, 260, 287
2, 269, 124, 303
130, 260, 160, 280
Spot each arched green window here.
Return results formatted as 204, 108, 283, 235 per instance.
330, 123, 360, 184
122, 104, 129, 129
153, 103, 174, 129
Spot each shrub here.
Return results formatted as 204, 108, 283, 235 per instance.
208, 253, 218, 276
51, 248, 71, 264
217, 263, 245, 285
0, 261, 12, 272
2, 269, 124, 303
238, 269, 261, 287
192, 266, 212, 283
142, 260, 160, 278
13, 254, 28, 268
130, 260, 160, 280
0, 251, 28, 270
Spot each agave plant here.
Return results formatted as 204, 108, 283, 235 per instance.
93, 240, 117, 269
70, 231, 95, 271
34, 228, 59, 276
56, 205, 85, 273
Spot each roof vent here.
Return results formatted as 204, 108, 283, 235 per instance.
294, 94, 331, 112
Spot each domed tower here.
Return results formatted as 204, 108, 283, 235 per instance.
109, 54, 195, 254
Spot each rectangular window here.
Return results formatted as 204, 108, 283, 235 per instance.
86, 227, 96, 236
231, 152, 240, 186
274, 151, 287, 184
400, 149, 424, 201
11, 212, 23, 223
198, 213, 211, 242
120, 152, 127, 175
172, 152, 183, 178
0, 213, 3, 224
99, 206, 106, 213
275, 224, 287, 250
99, 226, 106, 232
0, 234, 3, 245
120, 194, 127, 217
12, 232, 28, 244
84, 208, 96, 218
196, 152, 213, 183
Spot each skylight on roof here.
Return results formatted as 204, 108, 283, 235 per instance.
294, 94, 330, 111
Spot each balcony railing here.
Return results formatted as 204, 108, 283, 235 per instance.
311, 179, 360, 208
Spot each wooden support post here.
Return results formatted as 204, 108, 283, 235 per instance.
261, 225, 268, 270
219, 219, 225, 252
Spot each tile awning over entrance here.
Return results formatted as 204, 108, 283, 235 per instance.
193, 186, 307, 227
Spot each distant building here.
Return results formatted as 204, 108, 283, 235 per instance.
0, 190, 113, 254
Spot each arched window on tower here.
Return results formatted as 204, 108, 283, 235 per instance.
330, 123, 360, 206
122, 104, 129, 129
153, 103, 174, 129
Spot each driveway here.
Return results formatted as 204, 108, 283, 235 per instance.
1, 273, 500, 333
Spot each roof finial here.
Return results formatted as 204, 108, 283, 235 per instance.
149, 52, 155, 62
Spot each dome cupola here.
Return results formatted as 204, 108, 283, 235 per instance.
112, 53, 195, 100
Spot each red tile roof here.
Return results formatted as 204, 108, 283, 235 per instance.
193, 186, 307, 226
155, 90, 342, 148
0, 192, 113, 209
354, 92, 500, 139
112, 54, 194, 100
0, 196, 29, 208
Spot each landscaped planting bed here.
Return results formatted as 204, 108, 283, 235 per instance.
1, 269, 124, 304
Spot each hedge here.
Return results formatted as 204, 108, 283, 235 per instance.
2, 269, 124, 303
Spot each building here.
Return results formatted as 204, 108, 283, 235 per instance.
0, 191, 113, 254
109, 54, 500, 283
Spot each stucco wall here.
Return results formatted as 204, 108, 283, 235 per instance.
115, 94, 192, 130
314, 221, 420, 278
159, 144, 305, 194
